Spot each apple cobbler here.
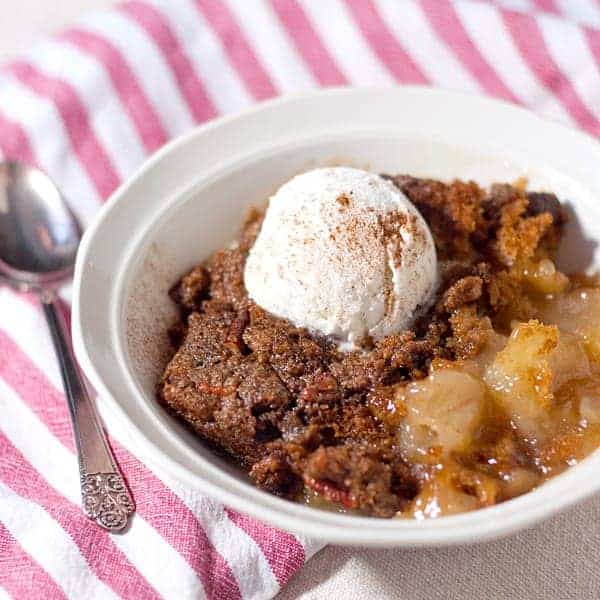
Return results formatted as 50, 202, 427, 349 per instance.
158, 173, 600, 518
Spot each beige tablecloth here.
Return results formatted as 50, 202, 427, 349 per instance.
280, 496, 600, 599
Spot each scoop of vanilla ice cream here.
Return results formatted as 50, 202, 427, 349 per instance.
244, 167, 437, 349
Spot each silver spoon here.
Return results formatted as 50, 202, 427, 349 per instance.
0, 161, 134, 532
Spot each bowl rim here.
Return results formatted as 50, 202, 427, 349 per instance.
72, 86, 600, 547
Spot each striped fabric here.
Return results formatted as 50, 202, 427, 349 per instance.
1, 0, 600, 598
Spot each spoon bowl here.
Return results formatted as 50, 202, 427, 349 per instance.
0, 161, 81, 289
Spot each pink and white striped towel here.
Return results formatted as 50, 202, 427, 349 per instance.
2, 0, 600, 598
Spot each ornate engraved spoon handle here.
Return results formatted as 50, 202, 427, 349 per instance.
42, 299, 134, 531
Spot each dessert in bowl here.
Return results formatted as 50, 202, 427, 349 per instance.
159, 165, 600, 519
73, 88, 600, 545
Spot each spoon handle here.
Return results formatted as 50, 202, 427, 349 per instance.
41, 299, 134, 532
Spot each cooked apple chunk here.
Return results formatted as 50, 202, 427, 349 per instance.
538, 288, 600, 363
484, 320, 589, 440
522, 258, 569, 296
397, 369, 486, 462
400, 463, 498, 519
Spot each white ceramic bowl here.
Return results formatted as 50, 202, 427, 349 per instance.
73, 87, 600, 547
